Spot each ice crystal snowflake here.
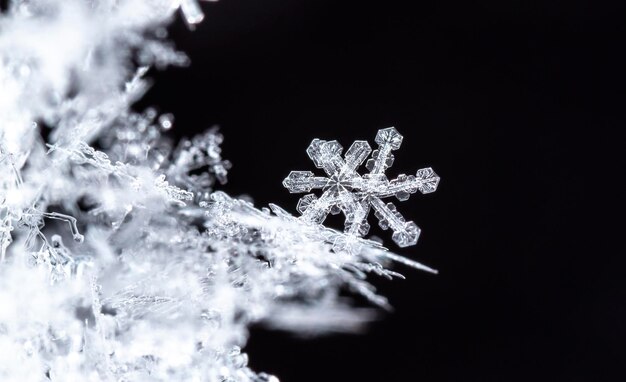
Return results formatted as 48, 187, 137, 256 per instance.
283, 127, 440, 247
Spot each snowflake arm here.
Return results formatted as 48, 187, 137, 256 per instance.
365, 127, 403, 174
297, 190, 343, 224
282, 171, 329, 193
370, 197, 420, 247
341, 140, 372, 176
376, 167, 441, 200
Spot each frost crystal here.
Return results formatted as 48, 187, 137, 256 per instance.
0, 1, 439, 381
175, 0, 217, 26
283, 127, 440, 247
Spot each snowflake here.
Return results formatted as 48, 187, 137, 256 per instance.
283, 127, 439, 248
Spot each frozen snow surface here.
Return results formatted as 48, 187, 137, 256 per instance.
0, 1, 438, 380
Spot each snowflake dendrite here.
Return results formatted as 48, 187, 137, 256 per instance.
0, 1, 442, 380
283, 127, 439, 248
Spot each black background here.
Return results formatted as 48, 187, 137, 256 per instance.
139, 1, 625, 381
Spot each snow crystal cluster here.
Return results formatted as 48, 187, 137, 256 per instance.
0, 1, 439, 381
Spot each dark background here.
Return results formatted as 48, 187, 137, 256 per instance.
139, 1, 625, 381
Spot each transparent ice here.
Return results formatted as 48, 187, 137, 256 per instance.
0, 1, 439, 381
175, 0, 217, 25
283, 127, 439, 248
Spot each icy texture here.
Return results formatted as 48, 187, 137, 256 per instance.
0, 1, 438, 381
284, 127, 440, 247
175, 0, 218, 26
